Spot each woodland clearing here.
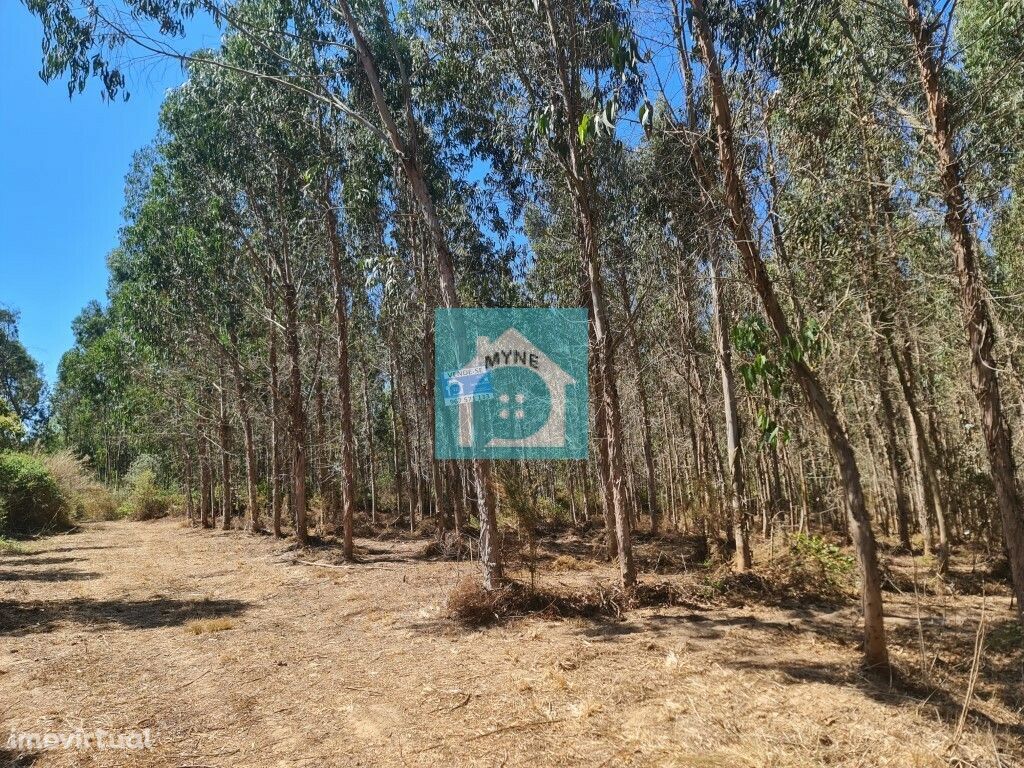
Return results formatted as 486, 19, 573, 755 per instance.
1, 519, 1021, 768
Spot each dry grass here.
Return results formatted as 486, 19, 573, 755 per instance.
549, 554, 593, 571
1, 520, 1020, 768
40, 450, 117, 521
184, 617, 235, 635
446, 577, 622, 626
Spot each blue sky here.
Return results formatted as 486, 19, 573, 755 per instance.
0, 4, 220, 387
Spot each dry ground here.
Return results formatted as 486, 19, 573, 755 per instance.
0, 519, 1021, 767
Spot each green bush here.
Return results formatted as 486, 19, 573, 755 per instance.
0, 451, 73, 535
117, 468, 173, 521
791, 532, 855, 584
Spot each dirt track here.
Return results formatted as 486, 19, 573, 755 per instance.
1, 520, 1021, 767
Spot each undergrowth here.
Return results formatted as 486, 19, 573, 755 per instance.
447, 578, 623, 626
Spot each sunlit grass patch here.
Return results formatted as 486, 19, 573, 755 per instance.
0, 537, 28, 554
185, 618, 235, 635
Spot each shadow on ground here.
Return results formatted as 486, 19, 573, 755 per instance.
0, 747, 38, 767
725, 655, 1024, 742
0, 556, 83, 566
0, 596, 249, 636
0, 569, 100, 582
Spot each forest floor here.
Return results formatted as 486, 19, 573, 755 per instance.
0, 519, 1021, 768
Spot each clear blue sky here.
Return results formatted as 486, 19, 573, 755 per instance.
0, 4, 220, 387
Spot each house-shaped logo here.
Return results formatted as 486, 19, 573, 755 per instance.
435, 309, 588, 460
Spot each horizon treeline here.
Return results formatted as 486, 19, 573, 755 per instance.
27, 0, 1024, 668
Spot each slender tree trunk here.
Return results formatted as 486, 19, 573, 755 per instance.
320, 186, 358, 557
268, 288, 284, 539
182, 439, 195, 524
337, 0, 502, 586
589, 287, 618, 560
903, 0, 1024, 616
281, 270, 307, 545
227, 332, 260, 533
313, 368, 331, 535
690, 0, 888, 666
875, 344, 912, 550
889, 336, 943, 560
361, 362, 378, 526
388, 357, 405, 526
199, 425, 212, 529
497, 0, 636, 588
709, 253, 751, 570
616, 269, 661, 534
218, 366, 232, 532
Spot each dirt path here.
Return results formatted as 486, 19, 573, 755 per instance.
1, 520, 1020, 767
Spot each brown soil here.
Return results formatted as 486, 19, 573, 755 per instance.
1, 520, 1021, 767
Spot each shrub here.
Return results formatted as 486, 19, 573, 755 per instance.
791, 532, 856, 584
117, 468, 173, 521
39, 450, 117, 521
0, 451, 73, 535
125, 454, 161, 486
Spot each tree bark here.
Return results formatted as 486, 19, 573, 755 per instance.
903, 0, 1023, 615
709, 253, 751, 570
268, 277, 284, 539
537, 0, 634, 588
321, 184, 357, 559
199, 422, 212, 529
227, 330, 260, 533
280, 261, 308, 545
182, 439, 195, 525
335, 0, 502, 587
218, 366, 232, 532
690, 0, 888, 666
616, 269, 661, 534
361, 362, 378, 526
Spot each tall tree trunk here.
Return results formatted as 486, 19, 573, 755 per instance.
336, 0, 502, 587
874, 341, 912, 550
199, 424, 212, 529
361, 362, 378, 526
280, 268, 308, 545
538, 0, 635, 588
709, 253, 751, 571
228, 331, 260, 533
218, 366, 232, 532
616, 269, 661, 534
903, 0, 1024, 616
588, 286, 618, 559
313, 368, 332, 535
268, 285, 284, 539
690, 0, 888, 666
182, 439, 195, 524
390, 387, 404, 522
321, 188, 357, 559
889, 335, 946, 565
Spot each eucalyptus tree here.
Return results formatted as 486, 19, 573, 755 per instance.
683, 0, 889, 667
422, 0, 649, 587
898, 0, 1024, 618
0, 307, 47, 437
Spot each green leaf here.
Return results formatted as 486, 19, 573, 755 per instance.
639, 100, 653, 133
578, 113, 593, 145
